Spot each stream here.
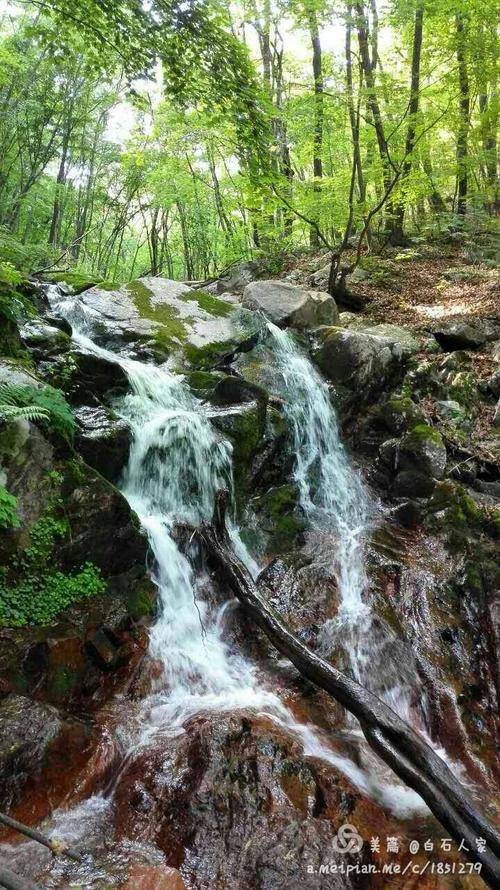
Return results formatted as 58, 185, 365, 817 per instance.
1, 285, 485, 885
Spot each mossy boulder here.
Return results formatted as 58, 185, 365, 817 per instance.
382, 396, 425, 435
73, 404, 131, 483
313, 325, 417, 401
209, 400, 267, 491
74, 277, 260, 368
20, 320, 70, 358
253, 484, 305, 552
398, 424, 447, 479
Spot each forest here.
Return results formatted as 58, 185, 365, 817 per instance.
0, 0, 497, 287
0, 1, 499, 889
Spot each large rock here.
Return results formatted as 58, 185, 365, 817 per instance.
242, 280, 339, 329
314, 324, 417, 397
216, 258, 271, 294
0, 695, 62, 810
74, 405, 131, 482
398, 424, 447, 479
20, 320, 70, 358
72, 278, 259, 367
431, 319, 499, 351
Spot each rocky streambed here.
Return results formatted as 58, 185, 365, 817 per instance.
0, 263, 498, 888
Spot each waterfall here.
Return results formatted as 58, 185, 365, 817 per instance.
42, 286, 426, 816
265, 323, 372, 622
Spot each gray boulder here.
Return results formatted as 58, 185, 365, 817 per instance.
20, 321, 71, 357
76, 278, 259, 367
432, 319, 499, 351
398, 424, 447, 479
242, 280, 339, 329
216, 259, 270, 294
314, 324, 417, 396
74, 405, 131, 483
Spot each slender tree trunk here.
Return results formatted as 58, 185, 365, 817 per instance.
346, 4, 366, 205
389, 1, 424, 244
48, 127, 71, 247
308, 6, 323, 247
355, 1, 393, 225
455, 14, 470, 217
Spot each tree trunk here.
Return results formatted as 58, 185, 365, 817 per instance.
308, 6, 323, 247
346, 5, 366, 205
455, 14, 470, 216
195, 491, 500, 890
389, 1, 424, 245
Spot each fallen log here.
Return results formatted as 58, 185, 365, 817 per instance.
196, 490, 500, 889
0, 813, 81, 864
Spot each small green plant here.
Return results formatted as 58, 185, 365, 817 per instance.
0, 489, 106, 626
0, 382, 74, 439
0, 562, 106, 626
0, 485, 19, 528
0, 261, 23, 287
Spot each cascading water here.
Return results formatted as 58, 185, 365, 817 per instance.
265, 322, 371, 622
9, 285, 427, 869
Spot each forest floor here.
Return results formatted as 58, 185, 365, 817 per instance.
285, 242, 499, 461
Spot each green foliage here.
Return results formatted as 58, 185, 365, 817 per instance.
0, 561, 106, 627
0, 383, 75, 439
0, 491, 106, 626
0, 485, 19, 528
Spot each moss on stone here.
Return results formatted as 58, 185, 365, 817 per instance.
126, 280, 189, 347
127, 584, 156, 621
255, 484, 305, 552
406, 423, 443, 446
185, 370, 225, 396
179, 289, 233, 318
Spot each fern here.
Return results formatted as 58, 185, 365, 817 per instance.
0, 382, 74, 439
0, 403, 50, 422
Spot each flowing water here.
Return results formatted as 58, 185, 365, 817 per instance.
2, 288, 444, 882
42, 288, 428, 808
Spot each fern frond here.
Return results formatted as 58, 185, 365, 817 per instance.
0, 404, 50, 422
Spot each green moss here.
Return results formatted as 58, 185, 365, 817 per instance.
255, 484, 305, 551
47, 664, 79, 699
184, 339, 237, 369
127, 584, 156, 621
185, 370, 225, 396
126, 279, 188, 342
178, 289, 233, 318
407, 423, 443, 446
0, 485, 18, 528
0, 478, 106, 627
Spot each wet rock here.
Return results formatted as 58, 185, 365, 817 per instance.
210, 374, 268, 406
0, 695, 62, 810
392, 470, 436, 498
432, 320, 488, 351
114, 714, 366, 890
378, 438, 399, 470
70, 347, 129, 404
74, 405, 131, 483
243, 280, 339, 329
314, 325, 416, 399
216, 258, 271, 294
209, 400, 267, 490
398, 424, 447, 479
60, 463, 147, 575
252, 484, 305, 553
20, 321, 70, 357
382, 396, 425, 436
494, 398, 500, 428
121, 864, 186, 889
391, 500, 421, 529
